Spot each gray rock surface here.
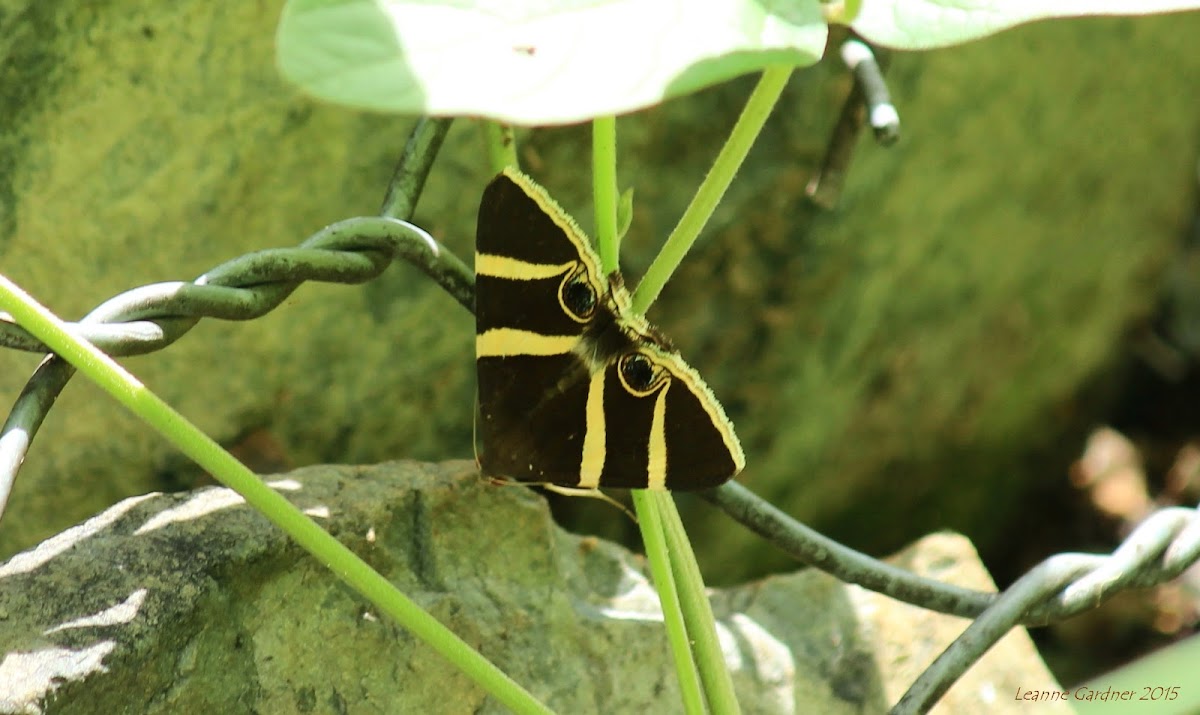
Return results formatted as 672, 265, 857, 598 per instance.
0, 461, 1067, 714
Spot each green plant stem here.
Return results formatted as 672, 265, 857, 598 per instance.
483, 120, 519, 173
631, 490, 707, 715
658, 492, 741, 714
631, 66, 793, 314
595, 117, 706, 714
591, 117, 620, 273
0, 274, 554, 715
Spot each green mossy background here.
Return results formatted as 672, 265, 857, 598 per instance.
1, 0, 1197, 647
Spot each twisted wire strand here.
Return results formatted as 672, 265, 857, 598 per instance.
704, 481, 1200, 713
0, 219, 472, 357
0, 216, 474, 518
0, 118, 459, 521
893, 505, 1200, 713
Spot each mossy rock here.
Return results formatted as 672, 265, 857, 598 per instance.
0, 461, 1067, 714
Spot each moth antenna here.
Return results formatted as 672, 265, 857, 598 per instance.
541, 485, 637, 522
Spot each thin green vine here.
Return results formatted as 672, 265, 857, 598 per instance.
483, 120, 519, 173
617, 67, 797, 714
632, 490, 709, 715
0, 274, 554, 715
592, 117, 712, 715
632, 65, 794, 314
658, 491, 741, 713
592, 117, 620, 274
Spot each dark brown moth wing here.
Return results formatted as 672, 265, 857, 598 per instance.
476, 354, 592, 484
475, 170, 604, 486
591, 350, 743, 490
658, 367, 743, 490
476, 173, 591, 266
474, 168, 744, 490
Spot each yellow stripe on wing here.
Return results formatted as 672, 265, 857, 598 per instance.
476, 329, 578, 357
646, 382, 669, 490
475, 253, 574, 281
578, 371, 606, 489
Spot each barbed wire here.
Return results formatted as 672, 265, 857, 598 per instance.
0, 216, 474, 509
0, 118, 465, 520
703, 483, 1200, 713
1, 109, 1196, 714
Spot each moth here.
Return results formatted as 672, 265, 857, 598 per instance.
474, 168, 744, 491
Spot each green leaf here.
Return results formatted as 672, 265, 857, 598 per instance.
276, 0, 826, 125
849, 0, 1200, 49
